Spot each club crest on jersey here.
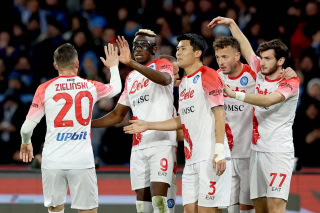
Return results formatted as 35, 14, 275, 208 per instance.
193, 75, 200, 84
167, 199, 175, 208
148, 63, 155, 69
240, 76, 248, 86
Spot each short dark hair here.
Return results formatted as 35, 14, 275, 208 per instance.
213, 36, 240, 52
257, 39, 289, 61
158, 55, 176, 63
53, 43, 78, 69
177, 33, 208, 61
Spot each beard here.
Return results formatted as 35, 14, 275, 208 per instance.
261, 62, 277, 76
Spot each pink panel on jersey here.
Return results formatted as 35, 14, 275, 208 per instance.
89, 80, 113, 100
225, 123, 234, 151
132, 116, 142, 146
250, 55, 261, 73
252, 108, 260, 145
201, 67, 224, 108
182, 124, 193, 160
156, 58, 174, 75
26, 77, 58, 122
275, 77, 300, 100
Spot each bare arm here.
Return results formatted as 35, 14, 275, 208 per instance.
91, 104, 129, 128
116, 36, 172, 86
123, 116, 182, 134
212, 106, 225, 145
208, 17, 256, 65
224, 85, 285, 107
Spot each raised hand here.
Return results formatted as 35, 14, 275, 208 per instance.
281, 67, 297, 80
223, 84, 236, 98
100, 43, 119, 69
20, 143, 34, 163
123, 120, 148, 134
207, 16, 234, 28
116, 36, 132, 65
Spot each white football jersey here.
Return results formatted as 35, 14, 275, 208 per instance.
249, 56, 299, 153
218, 64, 256, 158
118, 58, 177, 150
26, 75, 116, 169
178, 66, 231, 165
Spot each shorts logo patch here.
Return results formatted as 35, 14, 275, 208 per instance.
240, 76, 248, 86
193, 75, 200, 84
167, 199, 175, 208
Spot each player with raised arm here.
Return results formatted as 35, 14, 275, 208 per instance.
208, 17, 299, 213
124, 33, 232, 213
91, 29, 177, 213
19, 43, 122, 213
213, 36, 256, 213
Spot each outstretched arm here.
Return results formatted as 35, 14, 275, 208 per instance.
91, 103, 129, 128
123, 116, 182, 134
116, 36, 172, 85
208, 17, 256, 66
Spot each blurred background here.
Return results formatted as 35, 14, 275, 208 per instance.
0, 0, 319, 212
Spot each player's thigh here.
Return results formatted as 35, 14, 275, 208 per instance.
184, 202, 198, 213
42, 168, 68, 207
253, 197, 268, 213
149, 145, 176, 186
198, 159, 231, 208
182, 163, 199, 206
238, 158, 253, 206
67, 168, 98, 210
262, 152, 294, 201
266, 197, 286, 213
130, 149, 150, 190
230, 158, 240, 206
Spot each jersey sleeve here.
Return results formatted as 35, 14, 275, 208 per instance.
275, 77, 299, 99
249, 55, 261, 73
202, 69, 224, 108
117, 75, 130, 107
156, 58, 174, 76
26, 84, 46, 123
89, 80, 114, 101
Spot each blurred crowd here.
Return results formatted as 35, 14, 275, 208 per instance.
0, 0, 319, 169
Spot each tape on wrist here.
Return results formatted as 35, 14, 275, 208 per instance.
235, 92, 246, 101
214, 143, 225, 162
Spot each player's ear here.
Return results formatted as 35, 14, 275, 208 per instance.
53, 62, 58, 71
195, 50, 202, 59
152, 46, 157, 55
278, 57, 285, 66
236, 52, 241, 61
75, 59, 79, 69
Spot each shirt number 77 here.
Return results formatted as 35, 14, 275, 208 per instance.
270, 173, 287, 187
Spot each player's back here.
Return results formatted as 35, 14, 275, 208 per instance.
27, 75, 112, 169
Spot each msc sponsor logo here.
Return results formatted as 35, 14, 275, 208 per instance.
132, 95, 149, 107
193, 75, 200, 84
240, 76, 248, 86
56, 131, 88, 141
224, 104, 244, 111
182, 106, 195, 115
167, 199, 175, 208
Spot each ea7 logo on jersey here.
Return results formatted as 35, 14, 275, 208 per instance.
57, 131, 88, 141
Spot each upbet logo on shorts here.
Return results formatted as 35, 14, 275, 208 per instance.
56, 131, 88, 141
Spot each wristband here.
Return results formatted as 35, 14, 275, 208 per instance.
214, 143, 225, 162
235, 92, 246, 101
